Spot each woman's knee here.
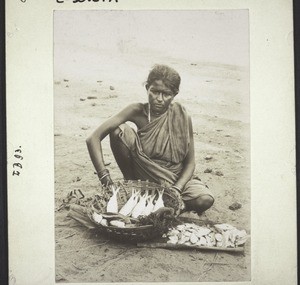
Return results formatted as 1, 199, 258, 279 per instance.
200, 195, 214, 209
185, 195, 214, 213
109, 127, 121, 142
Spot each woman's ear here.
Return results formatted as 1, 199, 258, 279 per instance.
145, 83, 149, 90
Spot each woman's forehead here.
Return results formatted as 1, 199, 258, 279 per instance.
150, 80, 172, 91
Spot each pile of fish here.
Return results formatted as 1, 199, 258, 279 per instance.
165, 223, 249, 248
91, 186, 165, 228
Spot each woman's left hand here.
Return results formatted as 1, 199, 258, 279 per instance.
169, 186, 185, 212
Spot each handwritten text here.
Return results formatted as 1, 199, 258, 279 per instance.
57, 0, 118, 3
12, 146, 23, 176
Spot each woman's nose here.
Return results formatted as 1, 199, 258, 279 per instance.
157, 93, 163, 101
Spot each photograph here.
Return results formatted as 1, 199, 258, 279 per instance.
54, 10, 251, 282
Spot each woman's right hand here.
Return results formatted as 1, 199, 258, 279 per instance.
100, 174, 114, 187
97, 169, 114, 187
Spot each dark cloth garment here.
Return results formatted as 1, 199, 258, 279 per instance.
181, 177, 214, 201
118, 102, 214, 201
138, 102, 190, 165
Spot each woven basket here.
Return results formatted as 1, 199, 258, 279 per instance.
86, 180, 183, 243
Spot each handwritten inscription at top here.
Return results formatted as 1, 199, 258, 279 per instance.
57, 0, 118, 3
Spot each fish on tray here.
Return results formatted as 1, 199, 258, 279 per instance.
165, 223, 249, 248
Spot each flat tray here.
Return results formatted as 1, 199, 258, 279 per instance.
136, 242, 245, 254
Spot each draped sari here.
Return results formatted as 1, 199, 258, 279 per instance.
118, 102, 214, 201
119, 102, 189, 186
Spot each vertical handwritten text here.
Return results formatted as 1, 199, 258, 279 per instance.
12, 146, 23, 176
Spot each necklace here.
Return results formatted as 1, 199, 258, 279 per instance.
148, 103, 151, 123
147, 103, 164, 123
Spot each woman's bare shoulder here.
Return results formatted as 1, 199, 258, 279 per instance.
122, 103, 145, 116
128, 103, 144, 111
114, 103, 145, 122
116, 103, 143, 115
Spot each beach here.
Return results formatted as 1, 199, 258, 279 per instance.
54, 10, 250, 282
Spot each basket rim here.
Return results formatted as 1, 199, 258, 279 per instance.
87, 179, 183, 231
96, 224, 154, 230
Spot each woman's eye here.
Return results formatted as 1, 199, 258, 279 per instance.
150, 89, 172, 98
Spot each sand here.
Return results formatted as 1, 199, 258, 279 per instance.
53, 10, 250, 282
54, 48, 250, 282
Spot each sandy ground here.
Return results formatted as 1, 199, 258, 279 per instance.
54, 48, 250, 282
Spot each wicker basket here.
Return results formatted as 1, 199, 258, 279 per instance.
86, 180, 183, 243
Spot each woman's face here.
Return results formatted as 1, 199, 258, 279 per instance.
147, 80, 175, 115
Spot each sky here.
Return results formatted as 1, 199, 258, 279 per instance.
54, 10, 249, 67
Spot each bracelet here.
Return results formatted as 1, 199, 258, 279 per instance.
97, 168, 109, 177
99, 173, 110, 181
171, 185, 182, 192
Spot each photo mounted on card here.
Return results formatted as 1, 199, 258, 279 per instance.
53, 9, 250, 283
6, 1, 296, 285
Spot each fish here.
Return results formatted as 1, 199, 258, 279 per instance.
183, 231, 192, 237
152, 189, 165, 212
184, 223, 198, 229
178, 235, 190, 244
189, 233, 198, 244
131, 191, 149, 218
176, 225, 186, 231
167, 229, 180, 236
106, 186, 120, 213
234, 230, 249, 246
214, 223, 235, 232
194, 227, 211, 237
141, 194, 156, 216
165, 222, 249, 249
222, 231, 231, 247
101, 212, 135, 224
235, 235, 249, 246
110, 220, 125, 228
100, 218, 108, 226
198, 236, 207, 246
119, 188, 139, 216
207, 232, 216, 246
168, 235, 179, 244
204, 236, 214, 247
92, 212, 103, 224
215, 233, 223, 242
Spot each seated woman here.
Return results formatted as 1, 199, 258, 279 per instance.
86, 64, 214, 214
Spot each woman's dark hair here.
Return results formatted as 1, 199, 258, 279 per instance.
145, 64, 181, 95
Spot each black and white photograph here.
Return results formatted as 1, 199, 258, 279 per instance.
5, 1, 297, 284
54, 10, 251, 282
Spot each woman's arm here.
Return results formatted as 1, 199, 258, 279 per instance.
86, 104, 138, 184
172, 116, 195, 191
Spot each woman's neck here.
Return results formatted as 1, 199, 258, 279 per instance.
148, 103, 166, 122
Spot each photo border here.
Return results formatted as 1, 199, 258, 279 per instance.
6, 1, 296, 284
